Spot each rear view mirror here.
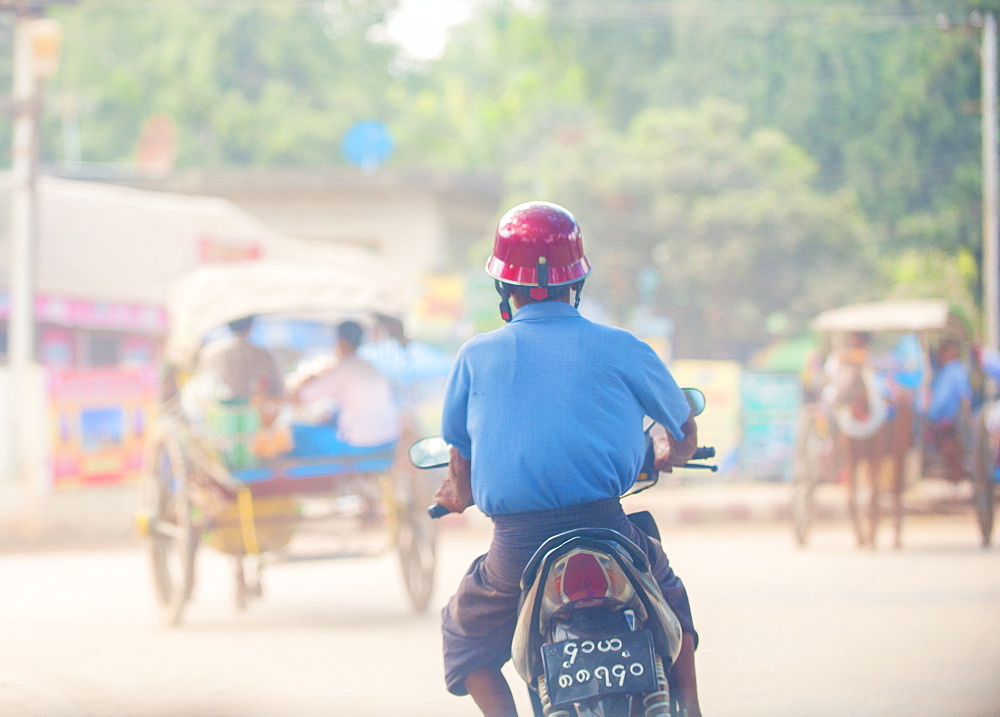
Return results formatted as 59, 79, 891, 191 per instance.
683, 388, 706, 417
408, 436, 451, 469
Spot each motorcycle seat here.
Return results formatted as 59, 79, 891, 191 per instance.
520, 527, 650, 591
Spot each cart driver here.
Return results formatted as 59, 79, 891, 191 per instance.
196, 315, 285, 402
977, 346, 1000, 478
287, 320, 401, 457
927, 338, 973, 481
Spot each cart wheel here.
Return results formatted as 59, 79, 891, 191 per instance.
396, 473, 438, 612
973, 417, 996, 548
144, 433, 198, 626
791, 416, 820, 546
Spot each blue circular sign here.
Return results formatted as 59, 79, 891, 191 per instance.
341, 120, 395, 170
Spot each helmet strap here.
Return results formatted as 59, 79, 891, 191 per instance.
495, 280, 513, 322
536, 257, 549, 289
528, 257, 550, 301
573, 279, 585, 309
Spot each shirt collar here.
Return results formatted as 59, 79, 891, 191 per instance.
510, 301, 580, 323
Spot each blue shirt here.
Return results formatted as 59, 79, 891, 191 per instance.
441, 302, 691, 516
927, 359, 972, 423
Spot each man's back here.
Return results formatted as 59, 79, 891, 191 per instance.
198, 335, 284, 400
442, 301, 689, 515
928, 359, 972, 423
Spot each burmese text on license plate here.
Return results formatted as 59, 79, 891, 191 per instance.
541, 631, 657, 706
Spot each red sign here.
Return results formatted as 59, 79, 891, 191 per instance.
198, 235, 262, 262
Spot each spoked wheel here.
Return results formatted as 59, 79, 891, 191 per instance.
395, 471, 438, 612
973, 416, 997, 548
791, 415, 821, 546
143, 432, 199, 626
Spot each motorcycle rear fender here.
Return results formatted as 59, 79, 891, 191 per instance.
511, 528, 683, 685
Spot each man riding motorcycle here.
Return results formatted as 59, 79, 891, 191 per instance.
433, 201, 702, 716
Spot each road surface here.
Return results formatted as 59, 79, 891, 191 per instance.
0, 513, 997, 716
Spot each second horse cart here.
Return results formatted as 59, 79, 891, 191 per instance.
790, 299, 996, 548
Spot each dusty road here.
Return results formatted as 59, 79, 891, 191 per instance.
1, 513, 998, 716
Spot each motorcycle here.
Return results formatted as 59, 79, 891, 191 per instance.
408, 388, 715, 717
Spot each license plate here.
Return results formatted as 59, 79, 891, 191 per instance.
540, 630, 657, 707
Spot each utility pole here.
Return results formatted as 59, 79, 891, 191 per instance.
983, 11, 1000, 363
3, 0, 63, 488
9, 7, 43, 372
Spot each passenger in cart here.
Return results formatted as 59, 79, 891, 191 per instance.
285, 320, 401, 458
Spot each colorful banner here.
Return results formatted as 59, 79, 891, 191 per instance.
411, 272, 474, 347
740, 372, 802, 481
0, 294, 167, 333
466, 272, 506, 336
48, 367, 158, 489
670, 360, 743, 475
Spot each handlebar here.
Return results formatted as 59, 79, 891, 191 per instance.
427, 503, 451, 519
691, 446, 716, 461
681, 445, 718, 471
426, 444, 718, 518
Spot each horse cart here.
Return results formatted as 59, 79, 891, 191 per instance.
790, 299, 996, 548
135, 258, 443, 625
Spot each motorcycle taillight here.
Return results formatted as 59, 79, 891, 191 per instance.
562, 552, 608, 601
541, 548, 636, 613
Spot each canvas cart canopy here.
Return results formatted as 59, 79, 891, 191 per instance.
810, 299, 969, 338
165, 256, 409, 367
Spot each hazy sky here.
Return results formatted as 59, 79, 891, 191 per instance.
384, 0, 473, 59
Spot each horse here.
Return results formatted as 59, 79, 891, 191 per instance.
830, 361, 908, 549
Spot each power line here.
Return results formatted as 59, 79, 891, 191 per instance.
0, 0, 979, 41
546, 0, 976, 31
548, 0, 955, 18
14, 0, 979, 30
0, 0, 77, 14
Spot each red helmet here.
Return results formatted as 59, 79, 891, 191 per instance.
486, 201, 591, 288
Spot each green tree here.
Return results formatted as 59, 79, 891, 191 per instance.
529, 1, 986, 343
7, 0, 987, 358
544, 1, 983, 256
504, 100, 878, 359
396, 2, 591, 170
42, 0, 402, 168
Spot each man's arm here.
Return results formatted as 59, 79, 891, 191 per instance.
632, 339, 696, 451
432, 446, 474, 514
435, 350, 474, 513
653, 412, 698, 473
